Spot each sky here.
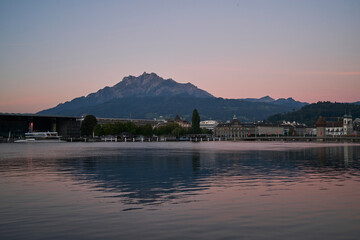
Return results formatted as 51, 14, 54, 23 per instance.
0, 0, 359, 113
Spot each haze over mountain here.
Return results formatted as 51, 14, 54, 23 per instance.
38, 72, 308, 121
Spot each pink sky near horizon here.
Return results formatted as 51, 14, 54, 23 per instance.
1, 69, 358, 113
0, 0, 359, 113
1, 65, 359, 113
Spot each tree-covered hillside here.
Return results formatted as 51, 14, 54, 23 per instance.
267, 102, 360, 126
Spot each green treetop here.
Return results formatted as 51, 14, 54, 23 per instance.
81, 115, 97, 137
191, 109, 201, 134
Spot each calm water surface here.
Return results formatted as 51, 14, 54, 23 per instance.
0, 142, 360, 240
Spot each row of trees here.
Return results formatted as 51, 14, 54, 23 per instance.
81, 109, 209, 137
93, 121, 210, 138
94, 121, 152, 137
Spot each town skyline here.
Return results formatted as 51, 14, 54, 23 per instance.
1, 0, 359, 113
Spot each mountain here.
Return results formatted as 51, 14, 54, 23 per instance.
99, 72, 213, 99
38, 72, 307, 121
39, 72, 213, 113
241, 96, 275, 103
240, 96, 308, 109
39, 96, 304, 122
267, 101, 360, 126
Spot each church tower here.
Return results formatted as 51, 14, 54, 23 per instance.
343, 114, 353, 135
316, 116, 326, 139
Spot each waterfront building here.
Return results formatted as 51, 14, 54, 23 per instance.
316, 116, 326, 138
200, 120, 219, 131
215, 116, 256, 138
256, 123, 284, 136
343, 114, 353, 135
0, 113, 81, 139
306, 127, 316, 136
326, 120, 343, 136
353, 118, 360, 135
293, 125, 307, 136
280, 121, 309, 136
316, 115, 355, 137
170, 115, 191, 128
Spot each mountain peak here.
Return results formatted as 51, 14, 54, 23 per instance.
241, 96, 275, 103
259, 96, 275, 102
143, 71, 158, 76
119, 72, 177, 87
110, 73, 213, 98
38, 73, 214, 114
37, 73, 309, 119
139, 72, 160, 79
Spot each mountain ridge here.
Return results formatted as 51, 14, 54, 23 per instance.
46, 72, 214, 111
239, 96, 308, 110
267, 101, 360, 126
39, 96, 305, 122
38, 72, 310, 120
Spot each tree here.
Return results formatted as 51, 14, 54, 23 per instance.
172, 127, 181, 138
124, 122, 137, 135
288, 128, 296, 136
201, 128, 212, 134
103, 123, 116, 135
191, 109, 201, 134
137, 124, 153, 137
81, 115, 97, 136
93, 124, 104, 136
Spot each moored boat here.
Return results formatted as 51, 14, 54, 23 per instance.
15, 132, 65, 143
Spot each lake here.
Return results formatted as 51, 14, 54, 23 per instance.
0, 142, 360, 240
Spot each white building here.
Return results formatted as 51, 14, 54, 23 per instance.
343, 114, 353, 135
200, 120, 219, 131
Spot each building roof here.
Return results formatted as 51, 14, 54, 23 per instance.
216, 121, 256, 128
326, 121, 342, 128
316, 117, 326, 127
200, 120, 218, 124
257, 123, 282, 127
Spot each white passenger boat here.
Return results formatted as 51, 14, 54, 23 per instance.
15, 132, 65, 143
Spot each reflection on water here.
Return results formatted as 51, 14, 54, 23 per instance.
0, 142, 360, 240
